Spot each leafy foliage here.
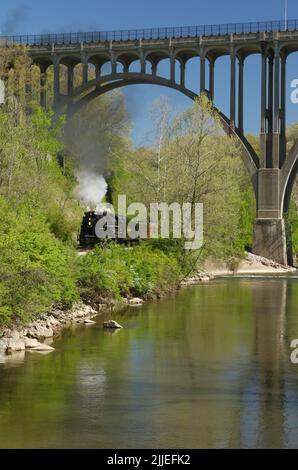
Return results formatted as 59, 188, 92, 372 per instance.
0, 197, 78, 327
111, 95, 256, 262
77, 242, 182, 301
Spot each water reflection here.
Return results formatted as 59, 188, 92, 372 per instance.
0, 279, 298, 448
0, 350, 25, 368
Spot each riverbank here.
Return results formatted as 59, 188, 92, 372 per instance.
0, 303, 99, 358
180, 252, 296, 286
0, 296, 149, 360
204, 252, 296, 276
1, 252, 295, 362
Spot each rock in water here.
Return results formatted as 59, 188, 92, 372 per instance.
6, 339, 25, 352
84, 319, 96, 325
103, 320, 123, 329
129, 298, 144, 306
24, 338, 40, 349
30, 343, 55, 352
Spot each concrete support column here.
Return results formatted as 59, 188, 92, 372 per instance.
67, 64, 74, 94
110, 51, 117, 75
260, 54, 267, 168
209, 59, 215, 101
152, 62, 157, 76
256, 168, 281, 219
265, 56, 274, 168
272, 47, 280, 168
260, 55, 267, 134
95, 64, 101, 80
280, 54, 287, 168
53, 59, 60, 105
238, 57, 244, 134
268, 57, 274, 134
253, 218, 287, 266
170, 56, 175, 82
180, 61, 185, 87
39, 66, 47, 108
82, 59, 88, 84
140, 58, 146, 74
200, 55, 206, 93
253, 167, 287, 265
230, 52, 236, 130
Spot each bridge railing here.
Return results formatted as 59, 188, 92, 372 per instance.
1, 19, 298, 46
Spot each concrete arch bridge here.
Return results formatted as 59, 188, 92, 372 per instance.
7, 19, 298, 264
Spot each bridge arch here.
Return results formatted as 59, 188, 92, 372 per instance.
22, 19, 298, 265
62, 72, 259, 192
281, 142, 298, 213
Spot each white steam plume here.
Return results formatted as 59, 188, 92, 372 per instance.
76, 172, 107, 211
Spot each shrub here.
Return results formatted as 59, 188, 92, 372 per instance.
77, 242, 182, 302
0, 197, 78, 327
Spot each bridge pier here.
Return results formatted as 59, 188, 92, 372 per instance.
252, 169, 287, 266
40, 67, 47, 108
253, 219, 287, 266
53, 59, 60, 105
67, 65, 74, 93
209, 59, 214, 100
238, 57, 244, 134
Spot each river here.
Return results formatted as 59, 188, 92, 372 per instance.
0, 277, 298, 449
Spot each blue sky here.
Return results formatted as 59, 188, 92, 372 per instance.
0, 0, 297, 145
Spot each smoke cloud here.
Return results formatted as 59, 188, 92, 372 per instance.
75, 172, 107, 211
2, 5, 30, 35
64, 91, 129, 210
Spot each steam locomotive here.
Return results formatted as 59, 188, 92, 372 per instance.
78, 172, 152, 248
79, 211, 126, 248
79, 211, 149, 248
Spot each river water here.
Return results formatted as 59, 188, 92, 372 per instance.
1, 277, 298, 449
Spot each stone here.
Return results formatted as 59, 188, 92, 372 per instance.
5, 330, 20, 340
24, 338, 40, 349
85, 305, 97, 315
199, 276, 210, 282
51, 310, 64, 319
46, 315, 60, 327
26, 325, 54, 339
129, 298, 144, 306
6, 339, 25, 352
103, 320, 123, 329
73, 310, 85, 318
0, 338, 8, 353
30, 343, 55, 352
84, 319, 96, 324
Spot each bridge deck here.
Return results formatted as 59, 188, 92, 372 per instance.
1, 19, 298, 47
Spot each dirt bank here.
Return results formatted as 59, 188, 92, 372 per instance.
204, 252, 296, 276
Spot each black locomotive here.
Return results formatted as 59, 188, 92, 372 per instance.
78, 211, 149, 248
79, 211, 124, 248
78, 174, 153, 248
